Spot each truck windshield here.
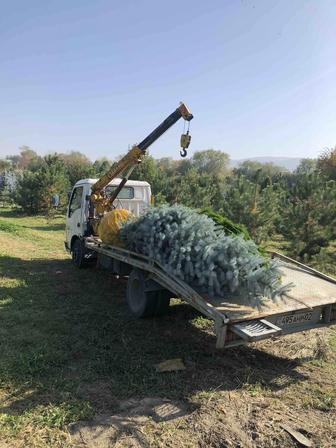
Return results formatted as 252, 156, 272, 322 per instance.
105, 185, 134, 199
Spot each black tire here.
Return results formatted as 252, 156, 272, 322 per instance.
71, 239, 86, 268
126, 269, 170, 318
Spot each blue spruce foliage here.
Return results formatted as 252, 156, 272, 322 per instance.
120, 205, 284, 305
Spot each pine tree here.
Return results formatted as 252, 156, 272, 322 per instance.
14, 155, 70, 214
279, 172, 336, 259
222, 175, 280, 243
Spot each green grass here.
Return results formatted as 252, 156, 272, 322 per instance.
302, 386, 336, 411
0, 219, 26, 235
0, 401, 93, 434
312, 389, 336, 411
0, 208, 336, 447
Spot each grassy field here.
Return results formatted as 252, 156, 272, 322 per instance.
0, 209, 335, 447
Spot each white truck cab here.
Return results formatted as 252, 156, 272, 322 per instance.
65, 178, 151, 253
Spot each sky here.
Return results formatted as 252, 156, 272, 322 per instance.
1, 0, 335, 161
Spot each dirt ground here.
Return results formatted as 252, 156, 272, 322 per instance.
67, 328, 336, 448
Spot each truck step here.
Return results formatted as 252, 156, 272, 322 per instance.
231, 319, 282, 342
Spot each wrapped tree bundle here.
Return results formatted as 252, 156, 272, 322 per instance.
98, 208, 133, 246
120, 205, 285, 306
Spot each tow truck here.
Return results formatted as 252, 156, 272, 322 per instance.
65, 103, 336, 348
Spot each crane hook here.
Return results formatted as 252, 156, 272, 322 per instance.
180, 131, 191, 158
180, 148, 188, 158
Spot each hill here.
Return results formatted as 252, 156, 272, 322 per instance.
231, 156, 302, 171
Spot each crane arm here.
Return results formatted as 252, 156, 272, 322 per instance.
91, 102, 193, 214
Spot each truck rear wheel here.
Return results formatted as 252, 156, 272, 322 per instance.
126, 269, 170, 318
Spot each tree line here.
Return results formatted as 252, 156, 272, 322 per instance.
1, 145, 335, 273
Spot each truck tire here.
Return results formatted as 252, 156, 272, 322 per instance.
71, 239, 87, 268
126, 269, 170, 318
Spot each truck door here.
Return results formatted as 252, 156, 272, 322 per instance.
66, 186, 84, 247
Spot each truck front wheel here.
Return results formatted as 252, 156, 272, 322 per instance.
126, 269, 170, 318
71, 239, 86, 268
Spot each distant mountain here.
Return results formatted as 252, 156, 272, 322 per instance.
230, 156, 303, 171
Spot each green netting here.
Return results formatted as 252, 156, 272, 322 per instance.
199, 208, 251, 240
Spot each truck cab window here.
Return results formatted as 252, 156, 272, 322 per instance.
105, 186, 134, 199
68, 187, 83, 217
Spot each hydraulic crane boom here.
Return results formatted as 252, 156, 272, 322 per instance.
90, 102, 193, 214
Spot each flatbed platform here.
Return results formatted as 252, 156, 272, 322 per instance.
85, 238, 336, 348
207, 260, 336, 323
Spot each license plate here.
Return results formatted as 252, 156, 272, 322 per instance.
276, 311, 313, 327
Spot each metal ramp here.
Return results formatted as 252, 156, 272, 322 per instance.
231, 319, 282, 342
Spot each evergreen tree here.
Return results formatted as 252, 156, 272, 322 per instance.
278, 171, 336, 259
93, 158, 113, 177
222, 175, 280, 243
60, 151, 94, 186
317, 147, 336, 180
15, 155, 70, 214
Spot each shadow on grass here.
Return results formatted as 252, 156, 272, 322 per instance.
28, 223, 65, 231
0, 254, 308, 422
0, 208, 66, 225
0, 208, 23, 218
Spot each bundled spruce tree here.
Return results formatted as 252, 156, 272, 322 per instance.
120, 205, 286, 306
